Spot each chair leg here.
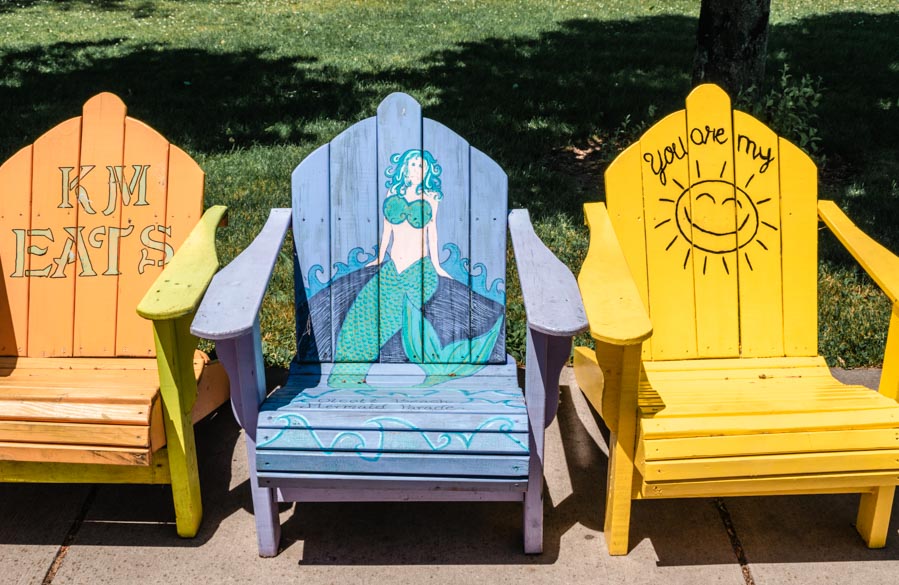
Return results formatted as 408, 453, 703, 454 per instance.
856, 486, 895, 548
604, 430, 635, 555
523, 440, 544, 554
166, 416, 203, 538
246, 440, 280, 557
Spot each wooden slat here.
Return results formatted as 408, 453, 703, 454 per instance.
642, 428, 899, 461
73, 93, 126, 356
0, 441, 150, 466
469, 147, 507, 363
28, 116, 81, 357
257, 450, 529, 477
330, 117, 378, 362
0, 400, 153, 425
115, 117, 171, 356
733, 110, 785, 357
377, 93, 423, 363
0, 451, 171, 483
604, 143, 652, 358
423, 118, 471, 363
292, 143, 332, 362
0, 356, 159, 370
0, 145, 33, 356
684, 84, 739, 358
259, 410, 527, 432
163, 145, 203, 255
0, 420, 150, 447
642, 355, 827, 372
260, 472, 527, 492
639, 110, 697, 360
276, 487, 523, 502
289, 358, 518, 377
257, 428, 529, 454
779, 137, 818, 356
642, 449, 899, 482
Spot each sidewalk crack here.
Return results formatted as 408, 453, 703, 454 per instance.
42, 486, 97, 585
714, 497, 756, 585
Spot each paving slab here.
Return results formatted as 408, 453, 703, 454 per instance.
2, 369, 748, 585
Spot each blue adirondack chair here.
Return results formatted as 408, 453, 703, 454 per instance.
191, 93, 587, 556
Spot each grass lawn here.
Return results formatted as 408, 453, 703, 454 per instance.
0, 0, 896, 367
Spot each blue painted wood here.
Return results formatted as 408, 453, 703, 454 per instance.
293, 143, 332, 362
377, 93, 424, 363
275, 487, 524, 502
423, 118, 471, 363
256, 428, 529, 454
259, 410, 527, 432
288, 357, 519, 377
470, 147, 508, 363
191, 209, 291, 340
257, 450, 530, 477
509, 209, 588, 337
259, 473, 527, 492
330, 117, 379, 363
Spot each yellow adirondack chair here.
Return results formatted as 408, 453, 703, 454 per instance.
574, 83, 899, 555
0, 93, 228, 537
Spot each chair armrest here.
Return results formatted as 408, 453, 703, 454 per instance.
508, 209, 588, 337
191, 208, 292, 341
818, 200, 899, 304
137, 205, 228, 320
579, 202, 652, 345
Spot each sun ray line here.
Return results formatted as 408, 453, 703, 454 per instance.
719, 160, 727, 178
672, 178, 685, 190
744, 252, 753, 271
745, 173, 755, 187
659, 197, 675, 203
666, 235, 678, 250
703, 256, 708, 275
655, 218, 671, 229
756, 197, 771, 205
722, 256, 730, 275
761, 221, 778, 231
695, 160, 701, 178
683, 248, 691, 269
757, 240, 768, 250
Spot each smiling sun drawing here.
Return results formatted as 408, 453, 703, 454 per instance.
654, 167, 778, 275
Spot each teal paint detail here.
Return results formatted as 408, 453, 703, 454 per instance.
286, 387, 526, 409
304, 245, 377, 298
257, 413, 528, 458
383, 194, 433, 228
384, 149, 443, 200
440, 242, 506, 305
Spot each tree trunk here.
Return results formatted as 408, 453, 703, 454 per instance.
693, 0, 771, 96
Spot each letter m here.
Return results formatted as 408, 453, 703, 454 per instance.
105, 165, 151, 215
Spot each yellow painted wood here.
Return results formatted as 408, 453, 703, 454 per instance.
733, 111, 785, 357
818, 200, 899, 305
603, 142, 654, 358
636, 470, 899, 499
136, 205, 226, 320
573, 346, 607, 421
579, 203, 652, 345
0, 441, 151, 466
603, 344, 641, 555
638, 110, 697, 360
73, 93, 126, 357
28, 117, 81, 357
0, 145, 33, 356
880, 306, 899, 401
642, 355, 828, 372
857, 486, 895, 548
778, 137, 818, 356
684, 84, 739, 357
0, 449, 171, 484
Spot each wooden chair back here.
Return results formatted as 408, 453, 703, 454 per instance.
0, 93, 204, 358
292, 93, 508, 368
605, 84, 819, 361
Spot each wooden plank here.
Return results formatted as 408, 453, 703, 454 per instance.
640, 407, 899, 439
73, 93, 126, 356
163, 145, 203, 255
778, 136, 818, 356
0, 450, 170, 483
642, 355, 827, 372
0, 381, 157, 401
277, 373, 522, 393
642, 449, 899, 482
276, 487, 523, 502
115, 117, 171, 356
0, 399, 153, 425
376, 93, 423, 363
260, 471, 527, 492
636, 470, 899, 499
0, 145, 33, 356
639, 110, 697, 360
733, 110, 785, 357
0, 356, 159, 370
289, 358, 518, 377
292, 143, 332, 362
469, 147, 507, 363
256, 428, 529, 454
330, 117, 379, 363
0, 441, 151, 466
0, 419, 151, 447
642, 428, 899, 461
604, 143, 653, 358
423, 118, 470, 363
684, 84, 739, 358
257, 449, 529, 477
263, 385, 525, 409
259, 410, 527, 433
28, 116, 81, 357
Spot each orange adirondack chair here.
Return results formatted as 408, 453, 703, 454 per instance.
0, 93, 228, 536
574, 84, 899, 554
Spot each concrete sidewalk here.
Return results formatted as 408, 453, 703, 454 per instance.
2, 368, 897, 584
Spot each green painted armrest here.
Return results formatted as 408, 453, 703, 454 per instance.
137, 205, 228, 320
818, 200, 899, 304
580, 202, 652, 345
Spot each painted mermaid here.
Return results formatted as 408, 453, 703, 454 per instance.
327, 149, 503, 387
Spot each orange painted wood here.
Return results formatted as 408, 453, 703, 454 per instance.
164, 145, 204, 254
0, 420, 151, 447
27, 117, 81, 357
73, 93, 126, 356
0, 145, 33, 356
116, 118, 172, 356
0, 441, 151, 466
